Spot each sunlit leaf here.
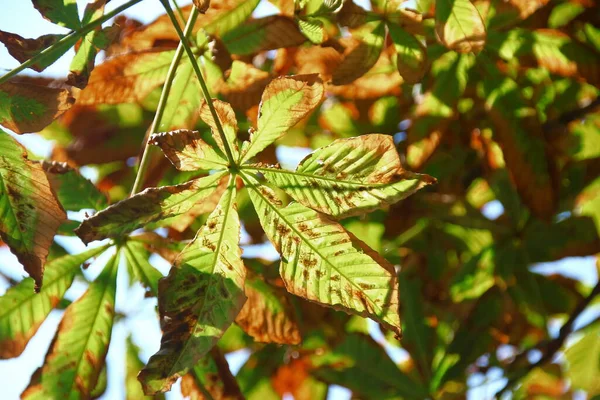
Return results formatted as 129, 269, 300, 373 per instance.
243, 172, 402, 337
235, 275, 301, 344
32, 0, 80, 30
435, 0, 486, 53
0, 130, 66, 290
123, 240, 163, 295
151, 129, 227, 171
22, 252, 119, 399
159, 57, 203, 131
181, 348, 244, 400
297, 17, 325, 44
0, 245, 109, 359
388, 23, 427, 84
75, 172, 227, 243
222, 16, 306, 55
259, 134, 433, 218
139, 178, 246, 394
42, 161, 108, 211
332, 22, 385, 85
199, 99, 240, 161
241, 74, 324, 163
565, 322, 600, 395
0, 80, 74, 134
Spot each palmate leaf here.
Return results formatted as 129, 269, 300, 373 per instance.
258, 134, 433, 219
22, 251, 119, 400
0, 130, 66, 290
32, 0, 80, 30
42, 161, 108, 211
435, 0, 486, 53
181, 348, 244, 400
159, 57, 203, 131
0, 245, 109, 359
75, 172, 227, 243
139, 177, 246, 394
150, 129, 227, 171
198, 99, 240, 161
126, 337, 165, 400
240, 74, 324, 163
0, 80, 74, 134
242, 172, 402, 337
123, 240, 163, 296
564, 321, 600, 395
0, 31, 68, 72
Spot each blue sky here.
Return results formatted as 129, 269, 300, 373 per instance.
1, 1, 598, 400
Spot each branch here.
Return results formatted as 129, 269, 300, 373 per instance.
496, 281, 600, 396
543, 97, 600, 136
0, 0, 144, 85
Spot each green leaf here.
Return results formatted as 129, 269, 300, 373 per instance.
181, 348, 244, 400
0, 130, 67, 289
435, 0, 486, 53
568, 113, 600, 161
22, 252, 119, 400
139, 177, 246, 394
126, 337, 164, 400
0, 245, 109, 359
388, 23, 427, 84
42, 161, 108, 211
123, 241, 163, 296
222, 15, 306, 55
237, 345, 285, 399
259, 134, 433, 219
332, 22, 386, 85
240, 74, 324, 163
313, 333, 428, 399
150, 129, 228, 171
0, 81, 74, 134
565, 322, 600, 395
298, 17, 325, 44
75, 172, 227, 243
243, 172, 402, 337
32, 0, 80, 30
203, 0, 261, 36
198, 100, 241, 162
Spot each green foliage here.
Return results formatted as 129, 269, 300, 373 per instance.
0, 0, 599, 398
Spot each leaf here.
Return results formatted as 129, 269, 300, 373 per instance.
123, 241, 164, 296
0, 130, 66, 290
0, 80, 74, 134
259, 135, 434, 218
297, 17, 325, 44
0, 245, 109, 359
215, 60, 271, 112
507, 0, 550, 20
388, 23, 427, 84
199, 100, 240, 161
312, 333, 427, 399
77, 50, 176, 106
193, 0, 211, 13
332, 22, 386, 85
240, 74, 324, 163
243, 172, 402, 337
0, 31, 67, 72
126, 337, 165, 400
435, 0, 486, 53
221, 16, 306, 55
235, 275, 301, 344
565, 322, 600, 395
139, 177, 246, 394
75, 172, 227, 244
22, 252, 119, 399
42, 161, 108, 211
181, 348, 244, 400
150, 129, 227, 171
159, 58, 203, 131
32, 0, 80, 30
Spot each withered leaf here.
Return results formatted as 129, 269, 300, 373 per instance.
0, 30, 65, 72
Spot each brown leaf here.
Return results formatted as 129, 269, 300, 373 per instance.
235, 276, 301, 345
193, 0, 210, 13
0, 80, 74, 134
507, 0, 550, 19
198, 100, 240, 158
0, 31, 63, 72
222, 16, 306, 55
150, 129, 228, 171
216, 61, 272, 111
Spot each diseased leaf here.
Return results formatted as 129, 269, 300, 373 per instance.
235, 275, 301, 344
123, 241, 163, 296
150, 129, 227, 171
77, 50, 176, 105
0, 81, 74, 134
564, 322, 600, 395
139, 178, 246, 394
42, 161, 108, 211
435, 0, 486, 53
0, 245, 109, 359
243, 173, 402, 337
22, 252, 119, 400
222, 16, 306, 55
332, 22, 386, 85
312, 333, 427, 399
75, 172, 227, 243
0, 31, 67, 72
181, 348, 244, 400
259, 135, 434, 218
388, 23, 427, 84
32, 0, 80, 30
0, 130, 67, 290
199, 100, 240, 161
241, 75, 324, 163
